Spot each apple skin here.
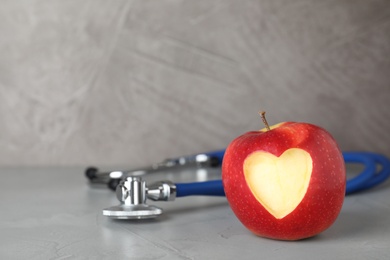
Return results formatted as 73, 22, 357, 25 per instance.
222, 122, 346, 241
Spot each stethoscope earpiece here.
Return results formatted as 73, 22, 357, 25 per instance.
85, 167, 98, 180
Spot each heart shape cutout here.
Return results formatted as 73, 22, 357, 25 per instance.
244, 148, 312, 219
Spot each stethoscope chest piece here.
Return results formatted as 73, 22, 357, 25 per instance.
102, 204, 162, 220
102, 176, 176, 219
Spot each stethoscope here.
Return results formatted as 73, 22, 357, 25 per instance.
86, 150, 390, 220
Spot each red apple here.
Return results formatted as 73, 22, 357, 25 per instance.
222, 114, 346, 240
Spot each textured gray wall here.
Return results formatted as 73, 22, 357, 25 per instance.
0, 0, 389, 167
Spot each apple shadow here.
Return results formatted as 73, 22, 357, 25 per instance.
301, 208, 383, 242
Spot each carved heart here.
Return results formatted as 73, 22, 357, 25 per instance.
244, 148, 313, 219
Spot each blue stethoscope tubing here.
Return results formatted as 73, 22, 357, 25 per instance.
175, 150, 390, 197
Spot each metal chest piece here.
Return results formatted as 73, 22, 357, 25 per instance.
103, 176, 176, 219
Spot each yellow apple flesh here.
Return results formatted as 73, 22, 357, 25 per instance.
244, 148, 312, 219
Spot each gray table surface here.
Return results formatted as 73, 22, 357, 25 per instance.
1, 166, 390, 260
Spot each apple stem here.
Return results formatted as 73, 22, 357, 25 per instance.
260, 111, 271, 131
